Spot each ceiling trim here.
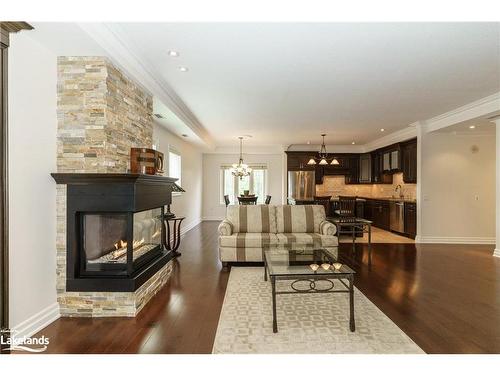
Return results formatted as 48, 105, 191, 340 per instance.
425, 92, 500, 133
362, 124, 418, 152
77, 22, 215, 149
205, 145, 285, 155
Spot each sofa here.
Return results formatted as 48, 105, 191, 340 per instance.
218, 204, 338, 264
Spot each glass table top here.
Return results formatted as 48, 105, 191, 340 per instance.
264, 244, 354, 277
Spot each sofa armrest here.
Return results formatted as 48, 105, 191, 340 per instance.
319, 220, 336, 236
218, 219, 233, 236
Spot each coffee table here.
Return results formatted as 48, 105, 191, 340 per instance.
263, 245, 355, 333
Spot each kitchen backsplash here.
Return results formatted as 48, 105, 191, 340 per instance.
316, 173, 416, 200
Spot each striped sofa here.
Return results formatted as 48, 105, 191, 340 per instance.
218, 204, 338, 264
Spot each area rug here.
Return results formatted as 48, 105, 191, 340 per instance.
212, 267, 424, 354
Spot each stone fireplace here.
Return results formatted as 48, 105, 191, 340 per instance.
55, 56, 174, 317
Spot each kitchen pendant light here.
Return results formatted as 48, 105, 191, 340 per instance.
309, 134, 339, 166
231, 136, 252, 180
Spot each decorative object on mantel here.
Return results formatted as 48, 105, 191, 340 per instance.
164, 183, 185, 219
231, 136, 252, 179
307, 134, 340, 166
130, 147, 164, 175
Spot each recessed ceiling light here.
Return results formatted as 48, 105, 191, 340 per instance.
351, 141, 356, 145
306, 141, 311, 145
178, 66, 189, 72
168, 50, 179, 57
469, 125, 476, 129
380, 128, 385, 132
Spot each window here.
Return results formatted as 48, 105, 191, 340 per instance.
220, 165, 268, 204
168, 149, 182, 193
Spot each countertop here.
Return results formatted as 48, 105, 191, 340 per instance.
359, 196, 417, 203
287, 196, 416, 203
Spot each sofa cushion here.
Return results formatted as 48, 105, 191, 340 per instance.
226, 204, 277, 233
275, 205, 326, 234
219, 232, 279, 248
277, 233, 339, 247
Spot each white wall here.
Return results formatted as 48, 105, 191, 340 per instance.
153, 124, 203, 232
420, 131, 496, 242
496, 121, 500, 256
8, 33, 58, 332
202, 153, 284, 220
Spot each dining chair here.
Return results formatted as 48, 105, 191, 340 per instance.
265, 195, 272, 205
223, 195, 230, 207
313, 195, 332, 218
238, 196, 258, 205
336, 196, 357, 220
335, 196, 358, 239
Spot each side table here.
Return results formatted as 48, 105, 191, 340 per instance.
163, 216, 185, 257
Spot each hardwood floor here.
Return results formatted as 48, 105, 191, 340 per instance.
34, 221, 500, 354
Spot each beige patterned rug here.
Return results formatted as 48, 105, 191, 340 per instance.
212, 267, 424, 354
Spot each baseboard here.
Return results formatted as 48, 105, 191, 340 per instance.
202, 216, 224, 221
11, 302, 60, 339
418, 236, 496, 245
180, 218, 202, 237
494, 248, 500, 257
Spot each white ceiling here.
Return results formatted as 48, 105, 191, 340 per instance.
111, 22, 500, 147
28, 22, 500, 148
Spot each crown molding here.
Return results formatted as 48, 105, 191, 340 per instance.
425, 92, 500, 133
205, 145, 284, 155
77, 23, 215, 150
362, 124, 418, 152
286, 144, 366, 153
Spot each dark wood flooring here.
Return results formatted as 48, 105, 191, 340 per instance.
34, 221, 500, 354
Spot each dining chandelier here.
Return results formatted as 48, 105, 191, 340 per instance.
307, 134, 339, 166
231, 136, 252, 179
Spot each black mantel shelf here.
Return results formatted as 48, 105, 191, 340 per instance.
51, 173, 177, 185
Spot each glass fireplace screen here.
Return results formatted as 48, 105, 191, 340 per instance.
83, 208, 162, 266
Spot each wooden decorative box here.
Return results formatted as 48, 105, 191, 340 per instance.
130, 148, 164, 175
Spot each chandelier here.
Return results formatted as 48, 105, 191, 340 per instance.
307, 134, 339, 166
231, 136, 252, 179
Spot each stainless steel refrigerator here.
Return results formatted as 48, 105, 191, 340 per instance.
287, 170, 315, 200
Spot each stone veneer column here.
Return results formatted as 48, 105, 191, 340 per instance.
56, 57, 173, 316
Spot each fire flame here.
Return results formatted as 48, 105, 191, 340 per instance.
113, 238, 145, 251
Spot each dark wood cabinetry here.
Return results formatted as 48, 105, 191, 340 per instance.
358, 153, 371, 183
286, 137, 416, 185
372, 200, 391, 230
401, 138, 417, 183
371, 151, 393, 184
362, 199, 390, 230
404, 202, 417, 239
381, 145, 401, 173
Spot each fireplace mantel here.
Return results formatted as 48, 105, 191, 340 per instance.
51, 173, 177, 185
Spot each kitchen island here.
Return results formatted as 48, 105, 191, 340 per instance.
287, 196, 416, 239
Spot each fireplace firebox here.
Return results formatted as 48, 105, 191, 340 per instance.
51, 173, 177, 292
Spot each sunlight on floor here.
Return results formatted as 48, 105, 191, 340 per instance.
339, 227, 414, 244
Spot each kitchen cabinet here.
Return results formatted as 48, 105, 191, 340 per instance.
344, 155, 360, 184
404, 202, 417, 239
286, 152, 315, 171
401, 138, 417, 183
371, 151, 393, 184
363, 200, 373, 221
382, 147, 401, 172
371, 200, 390, 230
359, 154, 371, 183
